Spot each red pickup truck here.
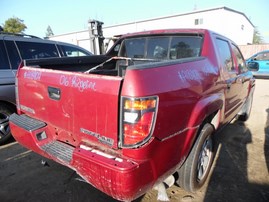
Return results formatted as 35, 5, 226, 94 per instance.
10, 29, 256, 201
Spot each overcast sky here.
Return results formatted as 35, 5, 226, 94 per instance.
1, 0, 269, 43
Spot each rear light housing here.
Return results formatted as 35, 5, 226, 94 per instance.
120, 96, 158, 148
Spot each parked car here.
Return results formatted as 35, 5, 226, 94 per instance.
246, 50, 269, 77
0, 32, 92, 145
10, 29, 256, 201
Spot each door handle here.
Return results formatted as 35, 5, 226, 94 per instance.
48, 87, 61, 100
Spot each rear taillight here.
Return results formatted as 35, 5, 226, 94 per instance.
120, 96, 158, 148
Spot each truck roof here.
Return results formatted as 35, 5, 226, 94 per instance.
117, 28, 236, 47
119, 28, 211, 38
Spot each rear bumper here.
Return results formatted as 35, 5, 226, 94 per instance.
9, 114, 154, 201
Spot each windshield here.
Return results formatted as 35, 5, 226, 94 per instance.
119, 35, 203, 60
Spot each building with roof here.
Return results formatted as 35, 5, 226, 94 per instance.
49, 6, 254, 53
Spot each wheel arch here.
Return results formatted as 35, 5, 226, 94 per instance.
0, 100, 16, 112
187, 93, 225, 131
176, 94, 224, 191
180, 93, 224, 165
0, 100, 16, 145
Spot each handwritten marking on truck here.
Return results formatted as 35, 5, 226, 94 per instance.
59, 75, 96, 92
24, 70, 42, 81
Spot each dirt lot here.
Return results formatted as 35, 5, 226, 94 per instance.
0, 79, 268, 202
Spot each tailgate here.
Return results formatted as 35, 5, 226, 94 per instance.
17, 66, 122, 149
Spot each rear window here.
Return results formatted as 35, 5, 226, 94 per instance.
0, 40, 10, 69
5, 40, 21, 69
119, 35, 203, 59
16, 41, 59, 59
59, 44, 91, 57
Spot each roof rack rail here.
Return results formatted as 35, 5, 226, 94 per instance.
0, 31, 41, 39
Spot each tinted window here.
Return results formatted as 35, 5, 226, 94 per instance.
16, 41, 59, 59
120, 35, 203, 59
216, 39, 234, 72
146, 37, 169, 59
121, 38, 146, 58
0, 40, 10, 69
59, 45, 90, 57
232, 44, 247, 73
170, 36, 202, 59
5, 40, 21, 69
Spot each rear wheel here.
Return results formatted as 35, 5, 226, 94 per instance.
0, 103, 15, 145
176, 123, 214, 192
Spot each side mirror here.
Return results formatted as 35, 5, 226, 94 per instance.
247, 62, 259, 71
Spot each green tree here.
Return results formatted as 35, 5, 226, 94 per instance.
253, 27, 263, 44
2, 17, 27, 33
45, 25, 54, 37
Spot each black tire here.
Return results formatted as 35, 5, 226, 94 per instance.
176, 123, 214, 192
0, 103, 15, 145
236, 90, 254, 122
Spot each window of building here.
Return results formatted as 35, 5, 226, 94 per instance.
194, 18, 203, 25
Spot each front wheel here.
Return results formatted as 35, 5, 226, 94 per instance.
176, 123, 215, 192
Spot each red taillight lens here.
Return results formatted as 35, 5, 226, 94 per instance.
121, 97, 158, 148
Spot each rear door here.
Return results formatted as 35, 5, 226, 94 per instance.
0, 39, 16, 104
231, 44, 251, 100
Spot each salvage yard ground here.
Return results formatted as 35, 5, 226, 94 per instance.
0, 79, 269, 202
